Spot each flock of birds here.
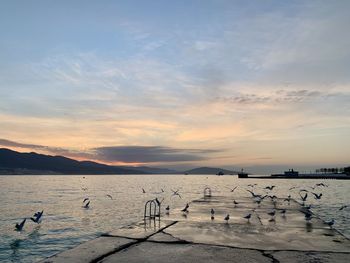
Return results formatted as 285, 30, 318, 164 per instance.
15, 211, 44, 231
166, 182, 348, 228
14, 180, 348, 232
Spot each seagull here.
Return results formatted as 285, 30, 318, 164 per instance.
227, 186, 238, 192
83, 201, 90, 209
289, 186, 298, 190
181, 203, 189, 213
284, 195, 292, 204
165, 205, 170, 213
161, 188, 164, 193
142, 188, 146, 194
339, 205, 348, 211
280, 209, 286, 216
325, 219, 335, 228
106, 194, 113, 200
267, 210, 276, 218
300, 192, 308, 202
247, 184, 257, 188
243, 213, 251, 222
233, 200, 239, 206
15, 219, 26, 231
255, 199, 262, 206
247, 190, 265, 199
211, 208, 215, 215
81, 187, 88, 191
83, 198, 89, 203
224, 214, 230, 222
312, 192, 322, 200
171, 189, 182, 199
305, 213, 312, 221
30, 210, 43, 224
268, 195, 277, 200
264, 185, 276, 191
316, 183, 328, 187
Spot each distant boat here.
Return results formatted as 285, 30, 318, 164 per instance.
217, 171, 224, 176
238, 169, 248, 178
271, 169, 299, 177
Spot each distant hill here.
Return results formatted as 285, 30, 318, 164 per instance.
0, 148, 145, 175
184, 167, 237, 175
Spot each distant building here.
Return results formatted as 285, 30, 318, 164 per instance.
344, 166, 350, 175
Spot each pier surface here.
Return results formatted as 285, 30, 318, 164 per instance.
40, 196, 350, 263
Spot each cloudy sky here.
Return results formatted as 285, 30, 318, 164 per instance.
0, 0, 349, 171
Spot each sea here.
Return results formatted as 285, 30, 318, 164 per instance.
0, 174, 349, 262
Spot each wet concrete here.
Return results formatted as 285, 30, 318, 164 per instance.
40, 195, 350, 262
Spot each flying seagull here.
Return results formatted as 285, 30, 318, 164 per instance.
181, 203, 189, 213
339, 205, 348, 211
30, 210, 43, 224
227, 186, 238, 192
106, 194, 113, 200
142, 188, 146, 194
264, 185, 276, 191
312, 192, 322, 200
300, 192, 308, 202
83, 201, 90, 209
15, 219, 26, 231
233, 200, 239, 206
171, 189, 182, 199
83, 198, 89, 203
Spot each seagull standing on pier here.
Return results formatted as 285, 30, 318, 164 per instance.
243, 213, 251, 222
267, 210, 276, 221
211, 208, 215, 220
224, 214, 230, 222
165, 205, 170, 214
326, 219, 335, 228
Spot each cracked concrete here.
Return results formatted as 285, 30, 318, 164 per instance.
39, 196, 350, 263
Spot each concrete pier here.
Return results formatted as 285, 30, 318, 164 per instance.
40, 196, 350, 263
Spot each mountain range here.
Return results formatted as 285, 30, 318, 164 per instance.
0, 148, 237, 175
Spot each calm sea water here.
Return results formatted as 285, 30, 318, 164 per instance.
0, 174, 349, 262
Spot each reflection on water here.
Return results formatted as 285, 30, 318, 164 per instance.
0, 174, 349, 262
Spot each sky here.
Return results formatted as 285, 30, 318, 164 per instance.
0, 0, 349, 172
